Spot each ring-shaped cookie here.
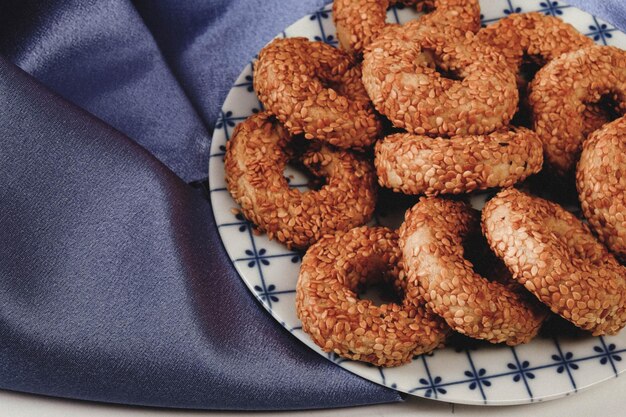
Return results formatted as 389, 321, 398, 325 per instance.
529, 45, 626, 175
482, 188, 626, 335
296, 226, 449, 367
374, 127, 543, 195
333, 0, 480, 56
253, 37, 382, 149
577, 116, 626, 262
362, 23, 518, 136
477, 12, 593, 86
225, 112, 377, 249
399, 197, 546, 345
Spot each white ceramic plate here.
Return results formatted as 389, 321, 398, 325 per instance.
208, 0, 626, 405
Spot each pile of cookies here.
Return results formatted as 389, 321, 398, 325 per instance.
224, 0, 626, 367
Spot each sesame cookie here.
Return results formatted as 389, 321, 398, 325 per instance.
482, 188, 626, 335
333, 0, 480, 57
225, 112, 377, 249
374, 127, 543, 195
296, 226, 449, 367
254, 37, 382, 149
399, 197, 546, 345
577, 116, 626, 262
362, 23, 518, 136
477, 12, 593, 86
529, 45, 626, 175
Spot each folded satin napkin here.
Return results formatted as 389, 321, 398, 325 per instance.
0, 0, 623, 410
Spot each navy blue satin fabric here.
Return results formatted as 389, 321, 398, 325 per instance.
0, 0, 624, 411
0, 0, 211, 182
0, 57, 401, 409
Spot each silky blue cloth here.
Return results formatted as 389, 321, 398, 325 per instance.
0, 0, 623, 411
0, 57, 401, 410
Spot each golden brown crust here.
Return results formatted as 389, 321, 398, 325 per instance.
253, 37, 382, 149
398, 198, 546, 345
477, 12, 593, 79
482, 188, 626, 335
224, 112, 377, 249
333, 0, 480, 56
362, 24, 518, 136
577, 116, 626, 262
529, 45, 626, 175
374, 128, 543, 195
296, 226, 449, 367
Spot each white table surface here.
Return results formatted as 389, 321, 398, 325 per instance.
2, 373, 624, 417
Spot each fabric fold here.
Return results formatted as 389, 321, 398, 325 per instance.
0, 0, 211, 182
0, 57, 401, 409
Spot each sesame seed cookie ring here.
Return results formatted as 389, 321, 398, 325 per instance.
476, 12, 593, 86
374, 127, 543, 196
253, 37, 382, 150
362, 23, 518, 136
482, 188, 626, 335
577, 116, 626, 262
399, 198, 546, 345
224, 112, 377, 250
529, 45, 626, 175
332, 0, 480, 57
296, 226, 449, 367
